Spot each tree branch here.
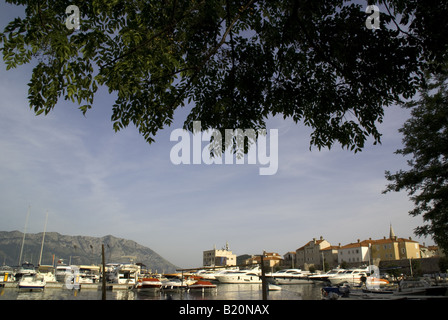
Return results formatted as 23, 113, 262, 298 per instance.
167, 0, 258, 112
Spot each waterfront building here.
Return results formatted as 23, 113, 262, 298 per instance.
295, 236, 331, 270
368, 236, 420, 261
366, 224, 420, 261
338, 240, 371, 265
281, 251, 296, 268
321, 245, 340, 269
245, 252, 283, 269
336, 225, 421, 266
202, 242, 236, 267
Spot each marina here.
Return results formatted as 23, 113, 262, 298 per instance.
0, 282, 324, 300
1, 262, 447, 301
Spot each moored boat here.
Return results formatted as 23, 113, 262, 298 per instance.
37, 265, 57, 283
328, 268, 370, 286
266, 269, 313, 285
55, 265, 74, 282
308, 268, 346, 282
134, 277, 162, 291
111, 263, 140, 285
161, 278, 188, 292
14, 262, 37, 282
18, 273, 46, 291
214, 267, 261, 284
77, 265, 101, 284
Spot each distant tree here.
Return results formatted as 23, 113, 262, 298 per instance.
439, 256, 448, 274
384, 70, 448, 253
1, 0, 447, 152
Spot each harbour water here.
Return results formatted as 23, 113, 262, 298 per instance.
0, 283, 324, 300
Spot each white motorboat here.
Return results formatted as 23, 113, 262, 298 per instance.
328, 267, 390, 287
194, 270, 217, 280
266, 269, 313, 285
14, 262, 37, 281
55, 265, 75, 282
161, 278, 188, 292
18, 273, 46, 291
308, 268, 347, 282
37, 265, 57, 283
134, 277, 162, 291
215, 267, 262, 284
111, 263, 140, 285
194, 268, 239, 281
105, 263, 121, 282
77, 265, 101, 284
328, 268, 370, 286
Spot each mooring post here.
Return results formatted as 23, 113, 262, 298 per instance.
261, 253, 267, 300
102, 244, 106, 300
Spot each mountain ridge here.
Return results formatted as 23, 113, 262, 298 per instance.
0, 230, 179, 273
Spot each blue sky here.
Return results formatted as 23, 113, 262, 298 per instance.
0, 2, 433, 268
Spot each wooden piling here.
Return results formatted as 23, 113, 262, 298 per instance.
261, 254, 267, 300
102, 244, 106, 300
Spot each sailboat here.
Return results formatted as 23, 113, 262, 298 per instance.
36, 211, 56, 283
16, 208, 51, 289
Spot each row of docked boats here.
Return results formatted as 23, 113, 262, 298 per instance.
1, 263, 54, 290
318, 268, 448, 300
0, 262, 106, 291
322, 278, 448, 300
188, 266, 388, 287
0, 262, 218, 293
196, 266, 389, 287
192, 266, 311, 285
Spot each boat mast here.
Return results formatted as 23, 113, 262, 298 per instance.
38, 210, 49, 266
18, 205, 31, 265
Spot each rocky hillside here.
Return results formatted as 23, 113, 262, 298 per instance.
0, 231, 178, 273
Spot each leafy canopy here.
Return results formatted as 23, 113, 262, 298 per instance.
384, 69, 448, 252
1, 0, 447, 152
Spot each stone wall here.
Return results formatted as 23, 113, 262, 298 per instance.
379, 257, 442, 275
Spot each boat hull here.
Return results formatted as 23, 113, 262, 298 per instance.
135, 278, 162, 291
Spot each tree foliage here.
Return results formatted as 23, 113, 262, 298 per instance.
384, 70, 448, 252
1, 0, 447, 151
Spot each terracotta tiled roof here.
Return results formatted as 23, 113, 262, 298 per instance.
296, 239, 327, 251
339, 242, 370, 249
321, 246, 341, 251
